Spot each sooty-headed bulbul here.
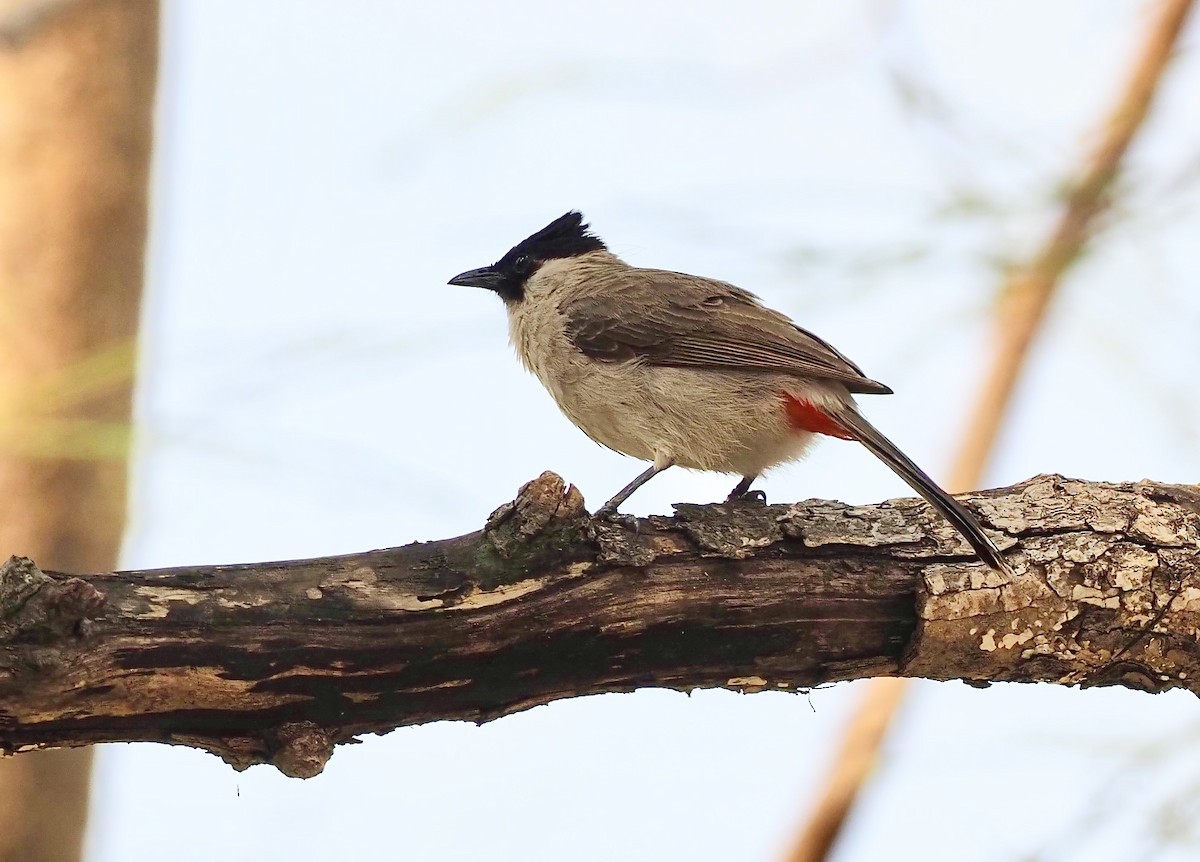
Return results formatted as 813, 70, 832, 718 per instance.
450, 211, 1010, 573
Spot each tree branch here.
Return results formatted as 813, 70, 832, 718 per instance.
2, 472, 1198, 777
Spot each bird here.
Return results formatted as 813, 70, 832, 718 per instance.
449, 211, 1011, 573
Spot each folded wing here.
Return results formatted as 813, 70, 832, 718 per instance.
561, 268, 892, 395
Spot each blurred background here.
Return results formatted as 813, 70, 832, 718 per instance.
1, 0, 1199, 860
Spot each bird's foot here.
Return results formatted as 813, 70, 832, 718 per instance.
726, 475, 762, 503
593, 507, 640, 532
726, 489, 768, 505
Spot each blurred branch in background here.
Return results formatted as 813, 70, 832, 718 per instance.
783, 1, 1196, 861
0, 0, 156, 859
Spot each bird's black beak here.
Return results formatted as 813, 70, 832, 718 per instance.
448, 265, 505, 291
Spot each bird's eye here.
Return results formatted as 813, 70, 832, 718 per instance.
513, 254, 531, 270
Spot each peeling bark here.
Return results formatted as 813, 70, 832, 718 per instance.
1, 472, 1198, 777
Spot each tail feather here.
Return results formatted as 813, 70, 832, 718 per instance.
832, 407, 1011, 574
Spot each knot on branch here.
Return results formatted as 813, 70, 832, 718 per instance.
0, 555, 105, 646
484, 471, 586, 559
269, 721, 334, 779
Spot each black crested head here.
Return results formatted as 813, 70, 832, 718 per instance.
499, 211, 606, 268
448, 211, 606, 303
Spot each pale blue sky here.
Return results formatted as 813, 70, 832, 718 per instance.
86, 2, 1200, 860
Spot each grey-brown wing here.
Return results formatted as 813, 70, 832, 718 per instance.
561, 268, 892, 395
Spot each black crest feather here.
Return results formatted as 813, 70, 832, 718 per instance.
497, 211, 606, 270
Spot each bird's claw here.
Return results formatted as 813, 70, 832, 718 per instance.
594, 508, 640, 533
727, 489, 768, 505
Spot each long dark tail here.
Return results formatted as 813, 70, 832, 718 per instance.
832, 406, 1011, 574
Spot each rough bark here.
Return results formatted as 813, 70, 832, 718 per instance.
0, 0, 157, 858
1, 472, 1198, 779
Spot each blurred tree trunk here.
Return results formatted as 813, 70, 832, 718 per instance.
0, 1, 157, 860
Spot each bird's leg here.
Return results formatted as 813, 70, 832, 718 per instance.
727, 474, 766, 504
596, 458, 673, 517
727, 475, 756, 498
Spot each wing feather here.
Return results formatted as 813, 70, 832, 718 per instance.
561, 268, 892, 395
